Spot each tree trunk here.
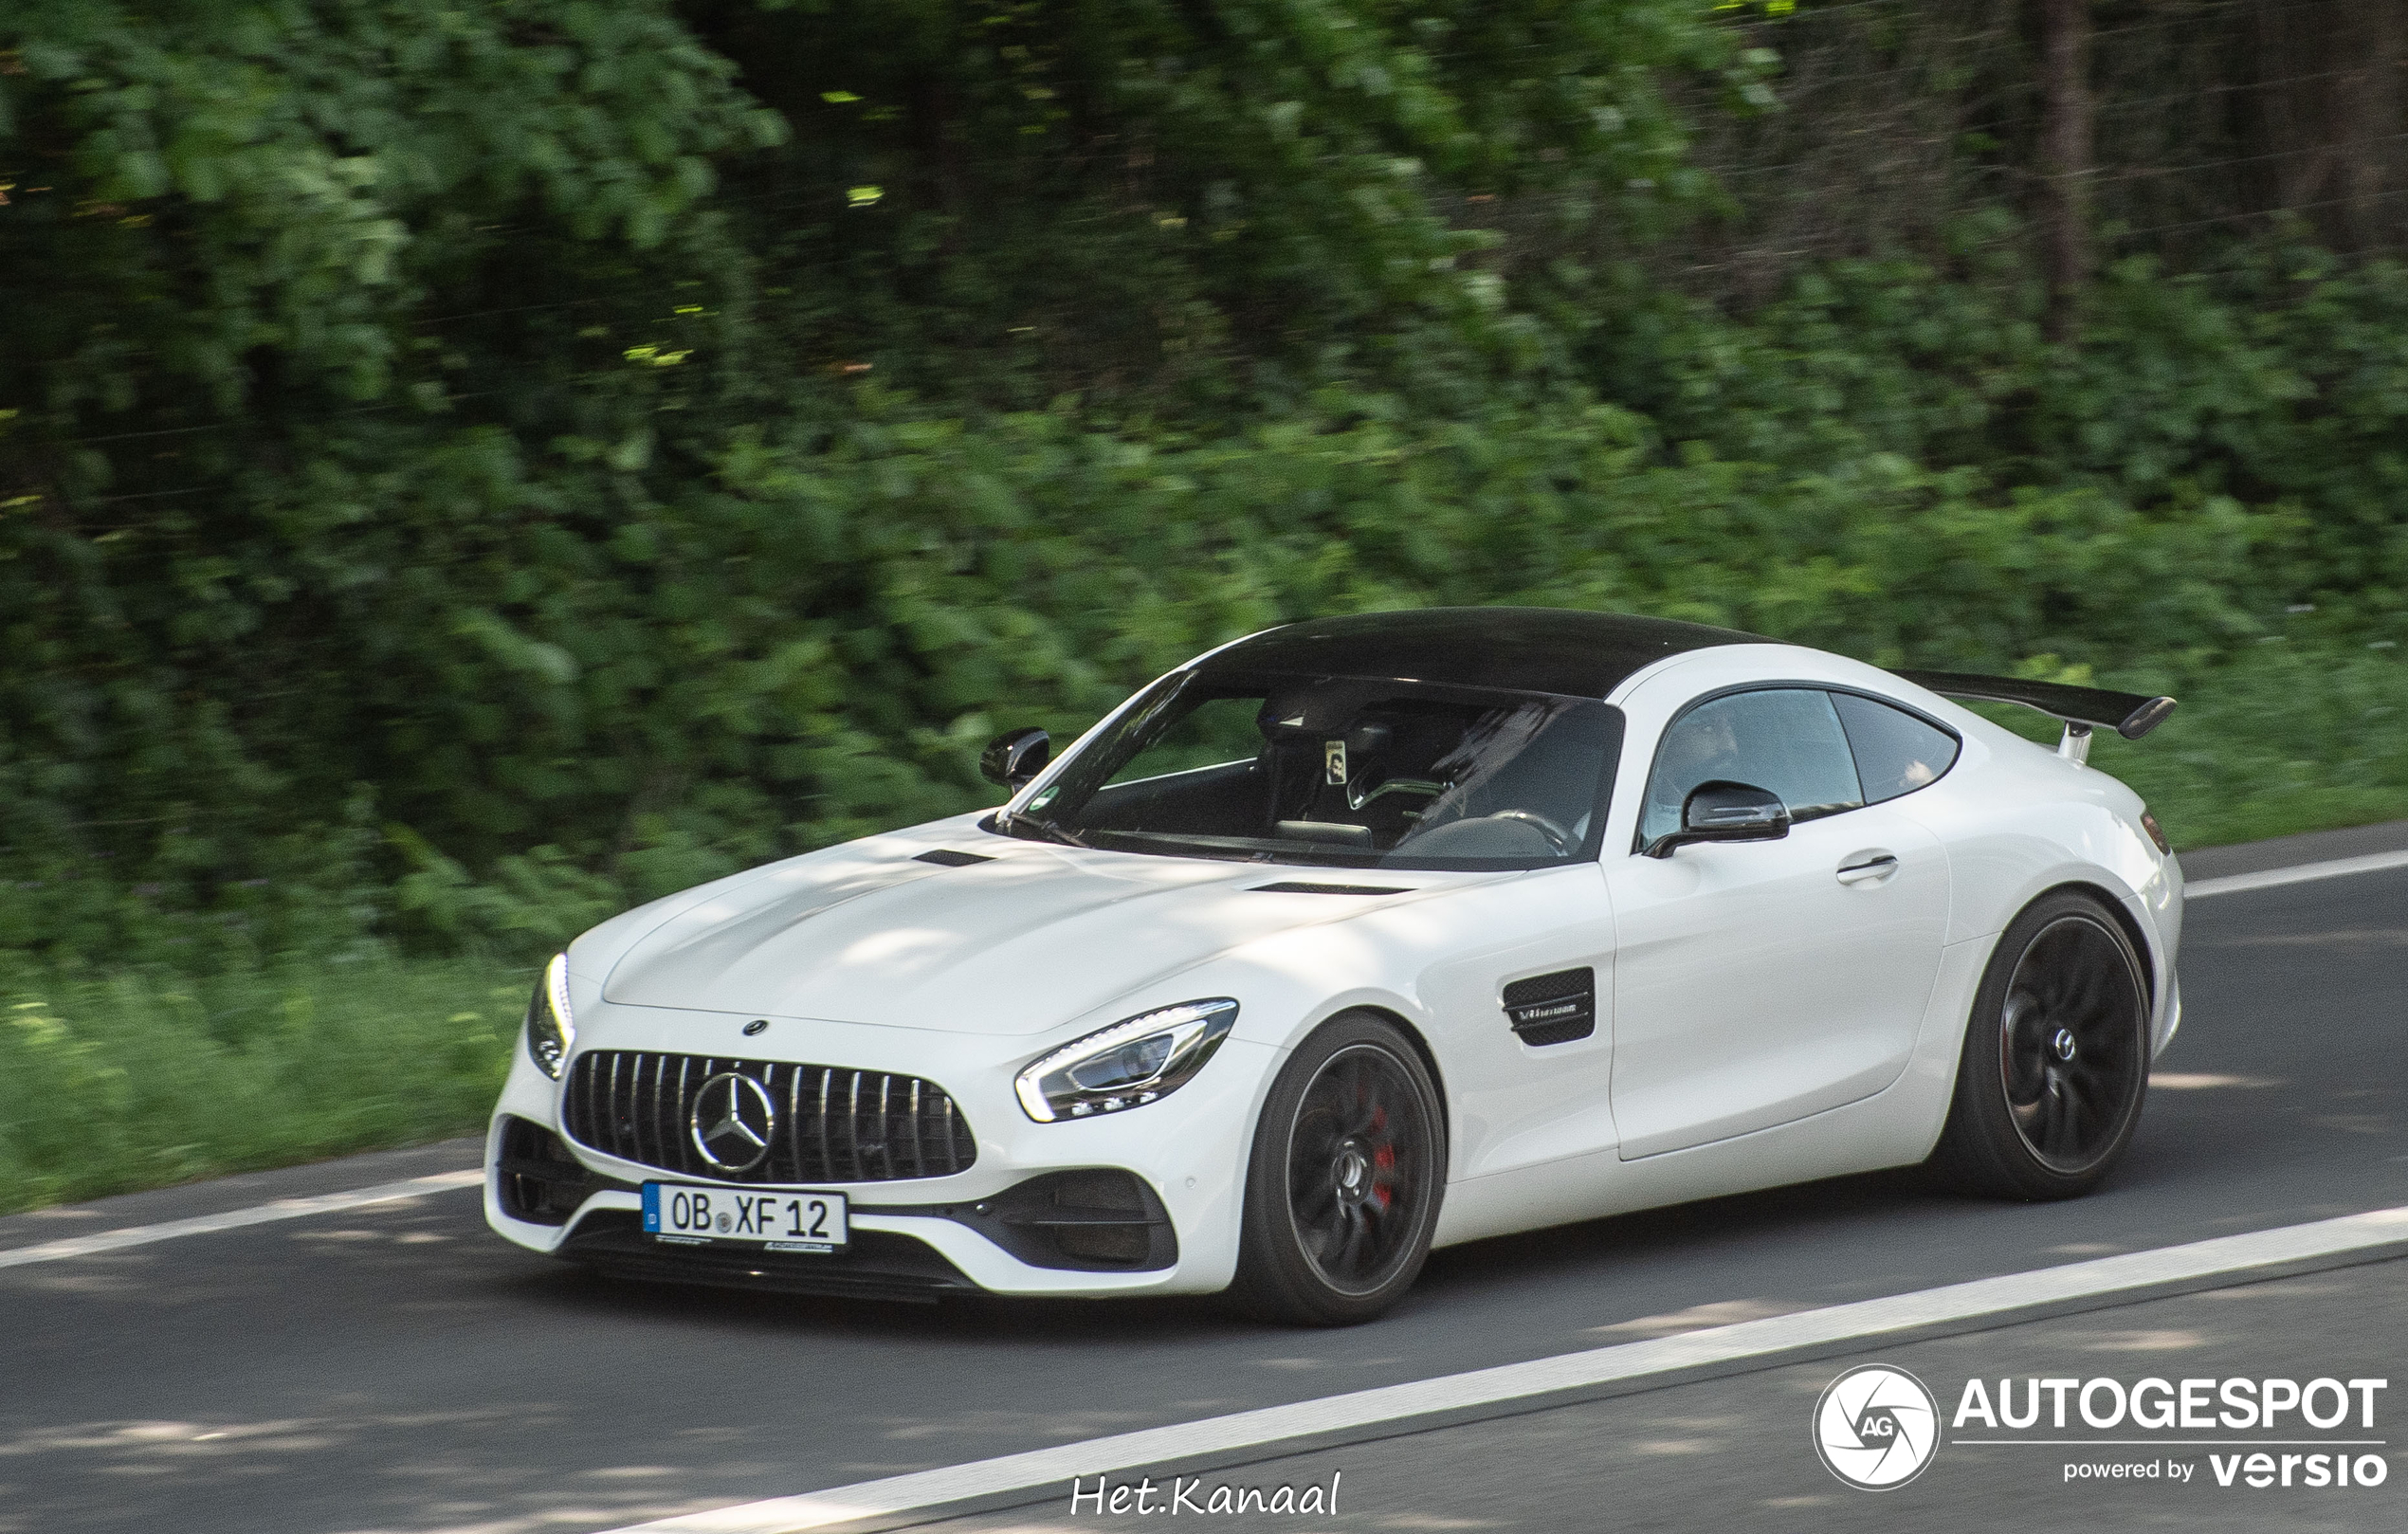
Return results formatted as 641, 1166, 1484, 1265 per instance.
2037, 0, 2094, 342
2334, 2, 2405, 251
2251, 0, 2407, 253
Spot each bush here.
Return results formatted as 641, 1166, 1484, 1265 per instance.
4, 0, 2404, 969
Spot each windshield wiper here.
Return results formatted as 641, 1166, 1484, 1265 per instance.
1099, 829, 1379, 866
1003, 812, 1088, 849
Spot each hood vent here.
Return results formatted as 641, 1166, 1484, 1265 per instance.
1504, 967, 1596, 1046
1251, 881, 1410, 896
914, 849, 994, 867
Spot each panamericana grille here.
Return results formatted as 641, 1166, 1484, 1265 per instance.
562, 1050, 976, 1184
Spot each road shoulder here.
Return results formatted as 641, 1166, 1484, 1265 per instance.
0, 1136, 483, 1256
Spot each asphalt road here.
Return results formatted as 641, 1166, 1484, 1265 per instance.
3, 825, 2403, 1534
925, 1256, 2408, 1534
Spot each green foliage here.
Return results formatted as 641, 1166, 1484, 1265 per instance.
3, 0, 2407, 1214
1, 0, 2404, 982
699, 0, 1745, 406
1, 0, 772, 411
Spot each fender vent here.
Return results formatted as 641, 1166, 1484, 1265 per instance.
1504, 967, 1596, 1046
1250, 881, 1411, 895
915, 849, 994, 867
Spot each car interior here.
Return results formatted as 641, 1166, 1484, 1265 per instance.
1056, 673, 1621, 864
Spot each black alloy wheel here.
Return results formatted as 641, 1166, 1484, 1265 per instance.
1930, 889, 2152, 1199
1999, 916, 2146, 1171
1230, 1011, 1445, 1325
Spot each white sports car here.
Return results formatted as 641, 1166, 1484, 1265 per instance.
484, 609, 2183, 1324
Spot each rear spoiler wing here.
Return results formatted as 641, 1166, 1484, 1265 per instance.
1894, 670, 2177, 765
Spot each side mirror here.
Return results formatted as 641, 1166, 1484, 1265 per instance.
980, 727, 1051, 789
1644, 779, 1790, 859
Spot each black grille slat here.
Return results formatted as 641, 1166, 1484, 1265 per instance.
629, 1052, 648, 1165
875, 1074, 894, 1180
645, 1051, 667, 1166
816, 1068, 835, 1184
844, 1070, 864, 1182
641, 1052, 662, 1168
616, 1051, 635, 1160
669, 1057, 686, 1166
645, 1051, 663, 1164
595, 1052, 616, 1160
790, 1064, 809, 1184
629, 1053, 647, 1167
563, 1050, 975, 1184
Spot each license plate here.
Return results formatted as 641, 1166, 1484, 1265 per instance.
642, 1182, 848, 1253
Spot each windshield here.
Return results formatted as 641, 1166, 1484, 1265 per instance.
994, 669, 1625, 870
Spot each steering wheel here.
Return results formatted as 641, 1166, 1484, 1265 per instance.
1487, 810, 1574, 856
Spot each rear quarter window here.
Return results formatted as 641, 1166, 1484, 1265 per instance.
1832, 692, 1961, 803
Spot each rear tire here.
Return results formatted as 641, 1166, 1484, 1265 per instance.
1228, 1011, 1445, 1326
1928, 889, 2151, 1199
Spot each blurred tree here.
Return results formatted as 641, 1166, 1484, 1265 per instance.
2036, 0, 2093, 341
0, 0, 776, 935
679, 0, 1746, 408
0, 0, 2405, 964
2249, 0, 2407, 253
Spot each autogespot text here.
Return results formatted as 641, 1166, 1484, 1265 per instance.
1952, 1374, 2389, 1492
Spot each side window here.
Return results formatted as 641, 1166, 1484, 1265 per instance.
1638, 688, 1865, 846
1832, 691, 1961, 803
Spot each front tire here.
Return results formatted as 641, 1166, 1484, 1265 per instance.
1929, 889, 2151, 1199
1229, 1011, 1445, 1325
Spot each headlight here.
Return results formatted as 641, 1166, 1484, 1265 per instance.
1014, 998, 1238, 1123
525, 953, 575, 1079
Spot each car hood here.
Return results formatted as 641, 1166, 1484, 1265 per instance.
599, 832, 1452, 1036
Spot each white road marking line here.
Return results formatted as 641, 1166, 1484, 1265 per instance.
0, 1169, 485, 1269
607, 1204, 2408, 1534
2186, 847, 2408, 899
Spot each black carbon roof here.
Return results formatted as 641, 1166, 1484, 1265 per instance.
1197, 608, 1766, 699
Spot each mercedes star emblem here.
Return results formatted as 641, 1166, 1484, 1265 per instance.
689, 1070, 778, 1174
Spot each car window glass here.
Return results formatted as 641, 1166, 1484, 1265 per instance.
1832, 691, 1961, 803
1639, 688, 1864, 846
1104, 696, 1263, 786
1009, 670, 1624, 870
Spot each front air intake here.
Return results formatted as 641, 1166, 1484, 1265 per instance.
952, 1169, 1177, 1271
562, 1051, 976, 1184
1503, 967, 1596, 1046
496, 1115, 623, 1225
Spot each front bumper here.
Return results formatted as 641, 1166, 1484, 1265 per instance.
482, 1000, 1274, 1299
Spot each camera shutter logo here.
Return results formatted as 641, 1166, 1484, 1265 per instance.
1814, 1364, 1940, 1489
689, 1071, 778, 1174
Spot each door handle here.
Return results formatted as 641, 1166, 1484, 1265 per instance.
1835, 852, 1900, 886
